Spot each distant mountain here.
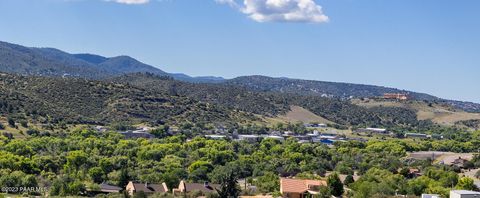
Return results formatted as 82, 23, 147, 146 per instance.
226, 75, 437, 100
73, 54, 108, 64
0, 40, 478, 112
0, 41, 218, 82
226, 75, 480, 112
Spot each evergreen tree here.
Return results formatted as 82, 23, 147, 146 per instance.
327, 173, 344, 197
344, 174, 355, 186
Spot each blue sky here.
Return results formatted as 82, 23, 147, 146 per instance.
0, 0, 479, 103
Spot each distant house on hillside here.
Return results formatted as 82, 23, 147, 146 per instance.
384, 93, 409, 100
405, 133, 428, 139
125, 181, 169, 196
120, 130, 154, 139
204, 134, 227, 140
172, 181, 219, 195
237, 134, 262, 142
280, 178, 327, 198
304, 123, 327, 128
355, 128, 390, 135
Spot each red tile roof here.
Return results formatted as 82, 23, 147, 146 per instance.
280, 178, 327, 193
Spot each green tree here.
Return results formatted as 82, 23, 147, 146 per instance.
65, 150, 88, 172
89, 167, 105, 183
254, 172, 279, 193
150, 125, 170, 139
327, 173, 344, 197
118, 168, 130, 188
456, 177, 478, 191
344, 174, 355, 187
209, 165, 241, 198
7, 117, 15, 127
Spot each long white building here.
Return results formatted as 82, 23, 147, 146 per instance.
450, 190, 480, 198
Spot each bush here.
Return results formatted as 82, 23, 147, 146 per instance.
26, 129, 40, 136
20, 120, 28, 128
7, 117, 15, 127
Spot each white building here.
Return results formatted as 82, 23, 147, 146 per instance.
450, 190, 480, 198
264, 135, 284, 142
204, 135, 227, 140
237, 135, 262, 142
421, 194, 440, 198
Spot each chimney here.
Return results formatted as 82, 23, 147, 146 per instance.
145, 182, 148, 188
204, 182, 209, 187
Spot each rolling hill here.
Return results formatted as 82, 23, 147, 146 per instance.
226, 75, 480, 113
0, 41, 223, 82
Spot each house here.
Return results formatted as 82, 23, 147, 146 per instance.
237, 135, 262, 142
449, 190, 480, 198
87, 183, 122, 195
172, 181, 220, 195
125, 181, 169, 196
280, 178, 327, 198
421, 194, 440, 198
265, 135, 285, 142
304, 123, 327, 128
355, 128, 389, 135
405, 133, 428, 139
205, 135, 227, 140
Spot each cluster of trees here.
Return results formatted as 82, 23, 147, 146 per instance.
1, 128, 479, 197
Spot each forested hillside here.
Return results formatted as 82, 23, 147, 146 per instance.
0, 73, 256, 126
227, 76, 480, 113
111, 73, 432, 129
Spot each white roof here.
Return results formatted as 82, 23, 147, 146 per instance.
366, 128, 387, 131
451, 190, 480, 195
265, 135, 284, 140
205, 135, 226, 138
238, 135, 260, 138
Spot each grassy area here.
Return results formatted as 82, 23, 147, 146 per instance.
352, 99, 480, 126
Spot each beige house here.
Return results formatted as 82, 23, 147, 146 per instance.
125, 181, 169, 196
280, 178, 327, 198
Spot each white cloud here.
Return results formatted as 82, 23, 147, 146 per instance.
107, 0, 150, 4
217, 0, 329, 23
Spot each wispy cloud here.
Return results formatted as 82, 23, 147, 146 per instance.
216, 0, 329, 23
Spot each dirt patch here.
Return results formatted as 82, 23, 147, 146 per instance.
276, 106, 334, 124
353, 99, 480, 126
408, 152, 474, 164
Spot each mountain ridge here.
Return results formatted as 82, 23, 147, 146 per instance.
0, 40, 479, 112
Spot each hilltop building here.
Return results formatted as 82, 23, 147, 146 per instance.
384, 93, 409, 100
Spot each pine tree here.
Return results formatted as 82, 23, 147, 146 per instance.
327, 172, 344, 197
